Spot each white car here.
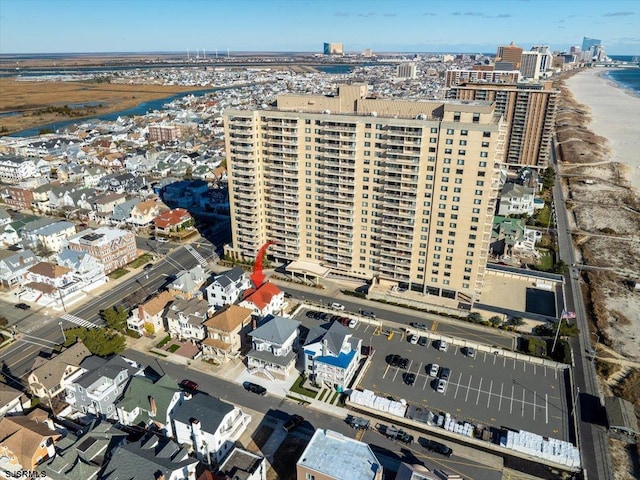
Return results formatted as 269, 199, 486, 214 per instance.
330, 303, 345, 311
409, 334, 419, 345
428, 363, 440, 377
438, 340, 448, 352
348, 318, 358, 328
436, 379, 448, 394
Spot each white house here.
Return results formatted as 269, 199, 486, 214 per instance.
0, 384, 28, 417
498, 183, 537, 216
170, 393, 251, 465
206, 266, 251, 309
128, 199, 165, 227
217, 448, 266, 480
56, 248, 107, 291
0, 249, 38, 289
239, 282, 285, 319
247, 315, 300, 380
21, 220, 77, 254
164, 297, 211, 342
0, 155, 39, 183
24, 261, 82, 307
303, 321, 362, 391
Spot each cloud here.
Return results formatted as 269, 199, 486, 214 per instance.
423, 12, 436, 16
356, 12, 375, 17
452, 12, 461, 16
382, 13, 396, 17
463, 12, 484, 16
496, 14, 511, 18
603, 11, 635, 17
334, 11, 350, 17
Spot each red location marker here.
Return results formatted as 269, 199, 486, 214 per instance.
251, 240, 275, 288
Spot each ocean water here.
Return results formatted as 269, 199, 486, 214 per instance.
605, 68, 640, 97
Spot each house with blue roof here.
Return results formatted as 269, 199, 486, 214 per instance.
303, 321, 362, 391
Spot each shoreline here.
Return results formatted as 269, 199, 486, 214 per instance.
564, 67, 640, 194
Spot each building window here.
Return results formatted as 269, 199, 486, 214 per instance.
460, 129, 468, 136
480, 152, 488, 157
483, 131, 491, 138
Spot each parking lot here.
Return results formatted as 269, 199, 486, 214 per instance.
294, 306, 569, 442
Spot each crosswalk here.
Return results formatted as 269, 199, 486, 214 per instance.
60, 313, 99, 329
185, 244, 208, 267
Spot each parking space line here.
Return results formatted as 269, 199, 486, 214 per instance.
422, 374, 429, 390
454, 345, 459, 356
513, 358, 517, 370
510, 385, 514, 414
487, 380, 493, 408
476, 378, 483, 405
545, 393, 549, 424
464, 375, 473, 402
533, 391, 537, 420
383, 365, 390, 379
392, 368, 400, 382
415, 362, 423, 378
454, 372, 463, 399
521, 387, 526, 417
483, 351, 487, 363
498, 383, 504, 411
544, 365, 547, 377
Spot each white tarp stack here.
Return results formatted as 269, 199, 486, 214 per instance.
443, 414, 474, 437
349, 389, 407, 417
501, 430, 581, 468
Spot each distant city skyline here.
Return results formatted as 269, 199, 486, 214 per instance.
1, 0, 639, 55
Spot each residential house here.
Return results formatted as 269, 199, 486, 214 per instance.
0, 155, 39, 183
303, 321, 362, 391
28, 342, 91, 401
124, 154, 156, 174
498, 182, 537, 216
93, 192, 127, 214
153, 208, 194, 237
97, 172, 137, 194
100, 433, 198, 480
127, 290, 174, 336
111, 197, 141, 225
0, 249, 38, 289
116, 375, 182, 435
21, 220, 76, 254
40, 420, 127, 480
239, 282, 286, 319
83, 166, 107, 188
0, 410, 61, 473
0, 209, 11, 227
2, 186, 34, 210
128, 199, 166, 227
56, 248, 107, 291
296, 429, 384, 480
216, 447, 266, 480
24, 261, 80, 307
64, 355, 142, 419
171, 393, 251, 465
67, 227, 137, 274
202, 305, 253, 364
205, 266, 251, 309
247, 315, 300, 381
490, 216, 527, 257
60, 188, 96, 212
165, 297, 211, 342
168, 265, 206, 299
0, 383, 28, 417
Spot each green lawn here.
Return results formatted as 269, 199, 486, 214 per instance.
156, 335, 171, 348
168, 344, 180, 353
289, 374, 318, 399
108, 268, 130, 280
538, 250, 554, 271
129, 253, 153, 269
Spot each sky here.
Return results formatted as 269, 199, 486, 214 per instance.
0, 0, 639, 55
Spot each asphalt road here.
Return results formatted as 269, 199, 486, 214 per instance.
551, 140, 614, 480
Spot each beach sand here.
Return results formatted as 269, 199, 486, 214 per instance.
564, 67, 640, 193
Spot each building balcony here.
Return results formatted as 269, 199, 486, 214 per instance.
321, 124, 357, 133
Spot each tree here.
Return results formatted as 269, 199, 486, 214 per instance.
542, 167, 555, 190
64, 327, 125, 356
552, 259, 569, 275
101, 305, 129, 333
489, 315, 502, 327
467, 312, 483, 324
509, 316, 525, 327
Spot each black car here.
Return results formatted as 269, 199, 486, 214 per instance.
418, 336, 428, 346
403, 372, 416, 385
411, 322, 428, 330
388, 354, 401, 367
419, 438, 453, 457
143, 263, 154, 270
439, 367, 451, 381
244, 382, 267, 395
283, 292, 292, 298
283, 414, 304, 432
359, 309, 376, 318
306, 310, 318, 318
15, 303, 30, 310
398, 357, 409, 369
179, 379, 198, 391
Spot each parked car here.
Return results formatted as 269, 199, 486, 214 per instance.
348, 318, 358, 328
179, 379, 198, 391
382, 425, 413, 444
408, 334, 419, 345
436, 379, 448, 394
305, 310, 318, 318
411, 322, 428, 330
330, 302, 345, 311
398, 357, 409, 369
438, 340, 448, 352
403, 372, 416, 385
388, 354, 401, 367
465, 347, 476, 358
346, 415, 370, 430
439, 367, 451, 381
243, 382, 267, 396
15, 303, 30, 310
419, 438, 453, 457
418, 336, 428, 346
283, 414, 304, 432
428, 363, 440, 377
143, 263, 154, 270
359, 309, 376, 318
157, 237, 169, 243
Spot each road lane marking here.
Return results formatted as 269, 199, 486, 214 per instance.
487, 380, 493, 408
502, 356, 506, 367
513, 358, 517, 370
521, 387, 526, 417
465, 375, 473, 402
454, 372, 463, 399
523, 362, 526, 372
545, 393, 549, 424
498, 383, 504, 411
533, 391, 537, 420
483, 352, 487, 362
476, 378, 483, 405
555, 368, 558, 380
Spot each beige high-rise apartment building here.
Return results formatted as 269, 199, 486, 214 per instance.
497, 42, 524, 69
448, 81, 557, 169
224, 84, 506, 306
445, 69, 520, 88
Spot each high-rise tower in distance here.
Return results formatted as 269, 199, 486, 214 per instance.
323, 42, 344, 55
224, 84, 507, 307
